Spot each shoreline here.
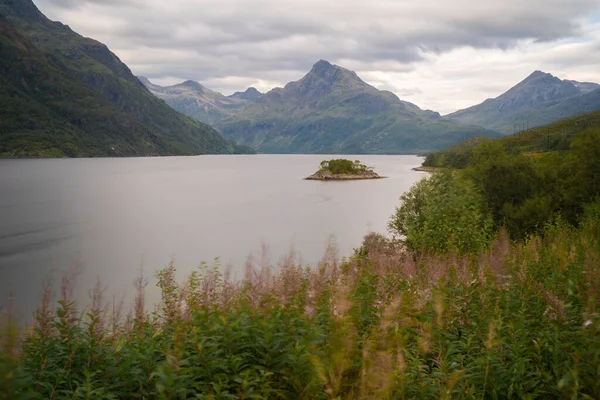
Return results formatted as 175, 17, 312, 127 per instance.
411, 166, 438, 173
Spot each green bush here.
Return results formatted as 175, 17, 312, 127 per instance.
388, 171, 493, 254
318, 159, 372, 175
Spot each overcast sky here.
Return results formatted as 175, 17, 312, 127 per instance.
35, 0, 600, 114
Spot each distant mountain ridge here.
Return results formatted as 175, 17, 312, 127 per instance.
139, 77, 262, 125
446, 71, 600, 134
214, 60, 500, 154
0, 0, 252, 157
229, 87, 262, 101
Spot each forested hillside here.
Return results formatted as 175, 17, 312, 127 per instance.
420, 110, 600, 238
0, 0, 252, 157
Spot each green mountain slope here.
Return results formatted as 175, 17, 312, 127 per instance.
424, 108, 600, 168
215, 60, 500, 154
0, 0, 252, 157
139, 77, 261, 126
446, 71, 600, 135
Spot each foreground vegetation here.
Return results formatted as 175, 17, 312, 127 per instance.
1, 208, 599, 399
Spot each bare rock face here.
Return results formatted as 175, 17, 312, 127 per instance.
305, 170, 384, 181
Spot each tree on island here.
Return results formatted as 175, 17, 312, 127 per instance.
318, 159, 373, 175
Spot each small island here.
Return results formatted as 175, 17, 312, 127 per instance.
305, 159, 385, 181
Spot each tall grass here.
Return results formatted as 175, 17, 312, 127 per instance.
1, 216, 599, 399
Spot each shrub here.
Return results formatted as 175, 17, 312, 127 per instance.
319, 159, 371, 175
388, 171, 493, 254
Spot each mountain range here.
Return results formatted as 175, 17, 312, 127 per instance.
153, 63, 600, 154
2, 0, 600, 157
446, 71, 600, 134
214, 60, 499, 154
0, 0, 252, 157
139, 77, 263, 126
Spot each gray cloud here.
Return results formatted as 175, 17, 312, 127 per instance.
47, 0, 141, 7
33, 0, 600, 112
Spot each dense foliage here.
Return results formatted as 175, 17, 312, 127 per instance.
319, 159, 372, 175
388, 171, 493, 254
422, 112, 600, 239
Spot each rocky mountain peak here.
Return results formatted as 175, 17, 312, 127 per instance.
244, 87, 261, 96
446, 70, 600, 134
529, 70, 551, 78
497, 70, 579, 106
310, 59, 334, 75
229, 87, 262, 101
306, 59, 357, 84
520, 70, 561, 86
179, 80, 207, 93
286, 59, 365, 96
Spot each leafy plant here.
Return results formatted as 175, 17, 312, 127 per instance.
388, 171, 493, 254
318, 159, 373, 175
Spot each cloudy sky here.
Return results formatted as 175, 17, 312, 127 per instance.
35, 0, 600, 114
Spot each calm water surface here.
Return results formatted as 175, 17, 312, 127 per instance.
0, 155, 426, 317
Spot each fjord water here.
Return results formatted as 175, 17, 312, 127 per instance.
0, 155, 426, 317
